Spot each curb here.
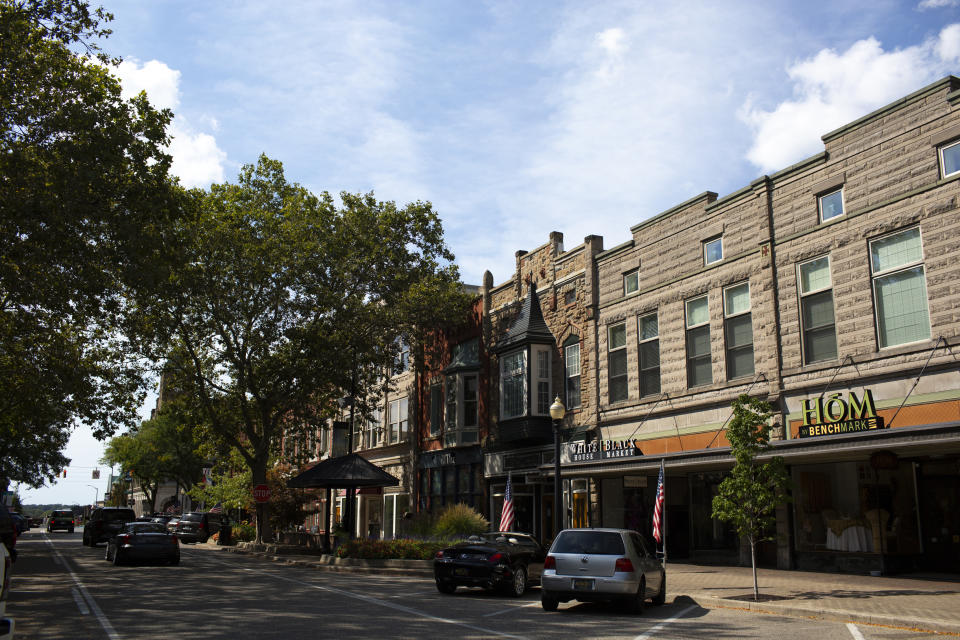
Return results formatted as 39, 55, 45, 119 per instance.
688, 595, 960, 636
218, 546, 434, 577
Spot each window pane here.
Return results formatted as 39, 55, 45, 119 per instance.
689, 356, 712, 387
640, 340, 660, 370
538, 380, 550, 414
704, 238, 723, 264
803, 290, 835, 330
640, 338, 660, 398
724, 283, 750, 316
805, 326, 838, 363
624, 271, 639, 294
942, 141, 960, 177
609, 323, 626, 349
800, 257, 831, 294
725, 314, 753, 348
871, 227, 922, 273
464, 375, 478, 427
430, 384, 443, 436
640, 313, 658, 341
537, 349, 550, 379
565, 343, 581, 377
686, 297, 709, 327
609, 350, 628, 402
875, 265, 931, 347
566, 374, 581, 409
727, 346, 754, 379
819, 189, 844, 221
687, 325, 712, 387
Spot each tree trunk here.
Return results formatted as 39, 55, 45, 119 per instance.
253, 457, 271, 543
750, 538, 759, 601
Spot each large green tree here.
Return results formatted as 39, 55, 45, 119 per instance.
131, 155, 469, 542
0, 0, 176, 488
712, 394, 792, 601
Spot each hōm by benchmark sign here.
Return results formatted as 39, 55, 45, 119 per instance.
797, 390, 885, 438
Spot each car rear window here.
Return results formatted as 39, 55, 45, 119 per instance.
104, 510, 135, 521
181, 513, 203, 522
129, 523, 167, 533
52, 510, 73, 517
552, 531, 625, 555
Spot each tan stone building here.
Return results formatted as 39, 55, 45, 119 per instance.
559, 76, 960, 573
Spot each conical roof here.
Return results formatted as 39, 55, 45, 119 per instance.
287, 453, 400, 488
494, 285, 555, 353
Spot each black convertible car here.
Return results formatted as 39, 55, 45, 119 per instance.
433, 532, 545, 597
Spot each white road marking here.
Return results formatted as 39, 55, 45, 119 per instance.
71, 587, 90, 615
43, 535, 121, 640
632, 604, 699, 640
846, 622, 867, 640
482, 600, 542, 617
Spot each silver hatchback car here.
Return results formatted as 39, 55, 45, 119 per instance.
540, 528, 665, 613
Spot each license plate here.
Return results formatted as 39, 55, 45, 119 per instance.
572, 579, 594, 591
454, 568, 468, 576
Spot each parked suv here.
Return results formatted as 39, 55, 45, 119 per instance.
175, 512, 221, 543
47, 510, 75, 533
82, 507, 135, 546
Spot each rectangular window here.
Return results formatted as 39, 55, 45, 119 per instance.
500, 351, 526, 419
389, 397, 408, 444
429, 382, 443, 437
535, 347, 551, 415
703, 237, 723, 266
624, 270, 639, 295
798, 256, 837, 363
364, 407, 382, 449
870, 227, 931, 348
608, 322, 628, 403
818, 188, 844, 223
393, 338, 410, 375
445, 373, 479, 446
565, 341, 581, 409
563, 289, 576, 305
638, 312, 660, 397
686, 296, 712, 387
723, 283, 754, 379
940, 139, 960, 178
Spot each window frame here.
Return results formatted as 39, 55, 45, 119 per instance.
685, 295, 712, 388
363, 407, 382, 449
429, 380, 443, 437
499, 350, 527, 419
638, 311, 660, 398
393, 337, 410, 375
623, 269, 639, 296
939, 138, 960, 179
722, 282, 754, 380
388, 397, 408, 444
533, 345, 552, 416
444, 373, 479, 446
564, 337, 581, 409
869, 226, 931, 349
608, 322, 628, 403
797, 255, 837, 364
703, 237, 723, 266
817, 187, 845, 223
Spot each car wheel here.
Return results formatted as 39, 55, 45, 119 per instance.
506, 565, 527, 597
435, 580, 456, 594
628, 578, 646, 615
541, 592, 559, 611
652, 572, 666, 606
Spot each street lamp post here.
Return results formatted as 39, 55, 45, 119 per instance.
549, 396, 566, 539
86, 484, 99, 507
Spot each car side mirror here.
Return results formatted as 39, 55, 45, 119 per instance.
508, 537, 519, 545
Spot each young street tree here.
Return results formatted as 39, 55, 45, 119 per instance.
0, 0, 177, 489
130, 155, 470, 542
712, 394, 792, 601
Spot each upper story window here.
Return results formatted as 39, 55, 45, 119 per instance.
445, 373, 479, 446
393, 338, 410, 375
818, 188, 845, 223
362, 407, 382, 449
608, 322, 628, 403
939, 139, 960, 178
798, 256, 837, 363
723, 282, 754, 380
638, 312, 660, 397
563, 289, 576, 305
703, 237, 723, 266
319, 423, 329, 456
564, 336, 581, 409
870, 227, 931, 348
685, 295, 712, 387
388, 397, 408, 444
624, 270, 639, 296
429, 380, 443, 437
534, 346, 552, 415
500, 350, 526, 419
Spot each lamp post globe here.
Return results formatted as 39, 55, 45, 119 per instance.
549, 396, 565, 539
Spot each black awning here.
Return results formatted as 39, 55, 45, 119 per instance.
287, 453, 400, 488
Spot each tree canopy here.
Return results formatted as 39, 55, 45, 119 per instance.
0, 0, 177, 487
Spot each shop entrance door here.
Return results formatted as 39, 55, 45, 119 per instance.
918, 463, 960, 572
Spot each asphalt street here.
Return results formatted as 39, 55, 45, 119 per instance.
5, 529, 946, 639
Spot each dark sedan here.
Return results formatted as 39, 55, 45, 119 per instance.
104, 522, 180, 566
433, 532, 545, 597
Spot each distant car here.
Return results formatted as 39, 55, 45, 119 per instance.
433, 532, 546, 597
540, 528, 665, 613
47, 510, 75, 533
175, 512, 222, 543
104, 522, 180, 566
8, 515, 26, 536
165, 517, 180, 533
0, 543, 14, 638
150, 515, 175, 527
82, 507, 135, 546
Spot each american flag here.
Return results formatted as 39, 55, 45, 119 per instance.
499, 473, 514, 532
652, 460, 665, 544
209, 503, 223, 514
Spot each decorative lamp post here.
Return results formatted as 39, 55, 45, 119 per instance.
87, 484, 99, 507
549, 396, 566, 538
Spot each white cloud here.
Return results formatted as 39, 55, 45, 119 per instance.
919, 0, 960, 9
109, 57, 226, 188
742, 24, 960, 172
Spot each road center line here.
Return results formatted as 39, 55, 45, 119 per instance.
71, 587, 90, 615
43, 535, 120, 640
846, 622, 866, 640
632, 604, 699, 640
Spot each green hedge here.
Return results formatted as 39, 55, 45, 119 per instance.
335, 538, 449, 560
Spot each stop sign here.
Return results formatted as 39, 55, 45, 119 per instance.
252, 484, 271, 503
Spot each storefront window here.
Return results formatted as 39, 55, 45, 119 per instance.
491, 483, 535, 535
690, 472, 736, 550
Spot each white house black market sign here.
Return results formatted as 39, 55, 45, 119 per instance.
570, 439, 642, 462
797, 389, 885, 438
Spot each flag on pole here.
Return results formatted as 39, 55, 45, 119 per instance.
499, 473, 515, 532
652, 459, 665, 544
209, 502, 223, 514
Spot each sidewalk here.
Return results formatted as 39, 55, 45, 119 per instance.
206, 543, 960, 635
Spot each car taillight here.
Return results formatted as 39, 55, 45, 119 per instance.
488, 552, 504, 563
119, 534, 132, 545
170, 535, 179, 545
199, 523, 205, 529
435, 550, 445, 559
70, 520, 75, 525
544, 555, 556, 570
614, 557, 634, 572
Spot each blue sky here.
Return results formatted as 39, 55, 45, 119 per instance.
22, 0, 960, 505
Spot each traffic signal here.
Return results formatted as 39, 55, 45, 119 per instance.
62, 469, 67, 478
